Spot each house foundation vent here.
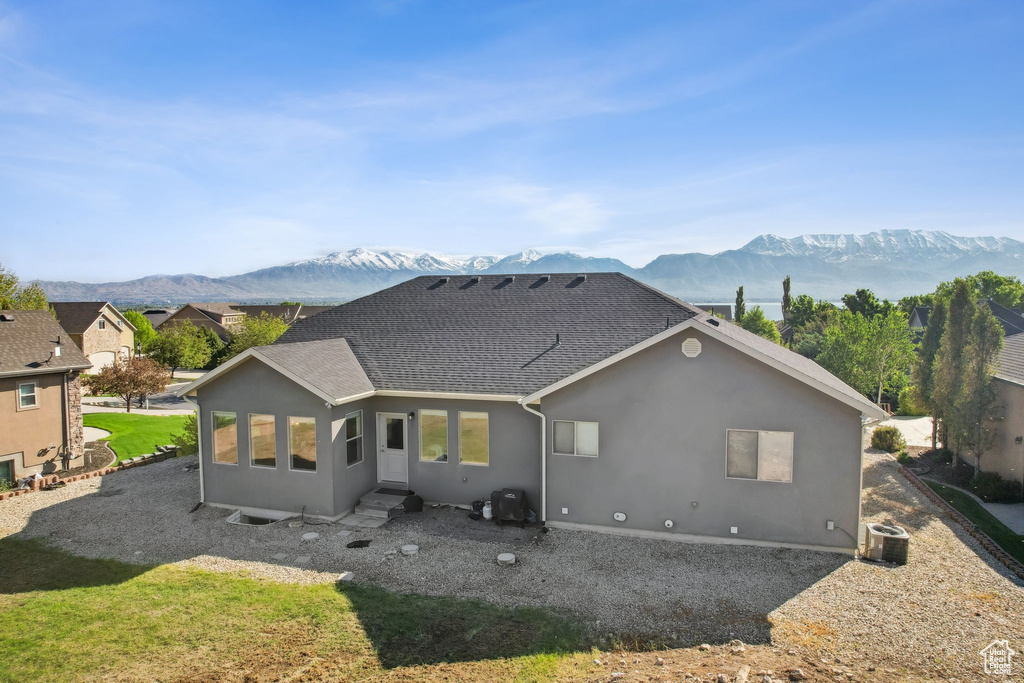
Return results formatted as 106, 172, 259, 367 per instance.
681, 338, 702, 358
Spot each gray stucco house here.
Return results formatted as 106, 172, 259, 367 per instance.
180, 273, 886, 554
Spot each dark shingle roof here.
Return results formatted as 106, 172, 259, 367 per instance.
232, 305, 303, 322
0, 310, 91, 377
256, 338, 373, 400
996, 333, 1024, 387
910, 306, 931, 328
50, 302, 107, 334
275, 273, 701, 395
982, 300, 1024, 337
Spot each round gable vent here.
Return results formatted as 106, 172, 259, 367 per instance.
681, 337, 702, 358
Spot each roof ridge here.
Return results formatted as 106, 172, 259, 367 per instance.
613, 272, 701, 315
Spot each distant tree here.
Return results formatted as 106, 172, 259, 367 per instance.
898, 293, 934, 318
734, 286, 746, 324
83, 356, 170, 413
912, 299, 947, 449
841, 288, 894, 318
935, 270, 1024, 309
932, 281, 976, 456
123, 310, 157, 354
782, 275, 792, 319
150, 320, 212, 377
278, 301, 301, 306
222, 312, 289, 363
198, 326, 228, 368
818, 309, 915, 404
0, 262, 50, 311
739, 306, 781, 343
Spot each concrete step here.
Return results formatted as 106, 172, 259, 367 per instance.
354, 502, 402, 518
359, 491, 409, 508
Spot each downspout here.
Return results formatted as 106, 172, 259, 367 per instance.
182, 395, 204, 503
519, 400, 546, 524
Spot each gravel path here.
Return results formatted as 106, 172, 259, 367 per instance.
2, 450, 1022, 680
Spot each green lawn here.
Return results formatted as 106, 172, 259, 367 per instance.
82, 413, 190, 463
0, 538, 590, 682
925, 480, 1024, 564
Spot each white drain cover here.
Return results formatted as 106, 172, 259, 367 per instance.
401, 544, 419, 556
302, 532, 320, 541
497, 553, 516, 566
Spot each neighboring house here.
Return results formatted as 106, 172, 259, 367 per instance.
910, 301, 1024, 336
159, 303, 332, 341
699, 304, 733, 322
909, 306, 930, 330
179, 273, 886, 554
51, 301, 136, 374
0, 310, 91, 483
142, 308, 175, 328
989, 333, 1024, 485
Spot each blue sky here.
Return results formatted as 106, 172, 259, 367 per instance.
1, 0, 1023, 281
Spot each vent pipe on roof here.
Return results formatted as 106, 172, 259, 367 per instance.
555, 333, 561, 346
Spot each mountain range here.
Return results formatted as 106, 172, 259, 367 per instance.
37, 230, 1024, 305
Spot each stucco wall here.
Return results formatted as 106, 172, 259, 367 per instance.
368, 396, 541, 508
0, 371, 69, 476
540, 329, 866, 551
196, 359, 337, 517
331, 398, 378, 515
990, 379, 1024, 484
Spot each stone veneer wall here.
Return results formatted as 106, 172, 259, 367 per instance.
68, 372, 84, 461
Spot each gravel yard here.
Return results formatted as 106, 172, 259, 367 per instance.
2, 449, 1022, 680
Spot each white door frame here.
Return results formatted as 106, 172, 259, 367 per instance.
376, 412, 409, 485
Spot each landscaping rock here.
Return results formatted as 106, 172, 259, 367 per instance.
271, 553, 288, 561
699, 644, 711, 651
787, 669, 806, 681
337, 571, 354, 582
301, 532, 320, 541
294, 555, 311, 565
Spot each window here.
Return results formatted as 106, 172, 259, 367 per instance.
98, 319, 106, 330
249, 414, 276, 468
419, 409, 448, 462
458, 411, 489, 466
211, 412, 237, 464
726, 430, 793, 482
552, 420, 599, 457
345, 411, 363, 466
18, 382, 38, 410
115, 319, 122, 329
0, 459, 13, 486
289, 416, 317, 471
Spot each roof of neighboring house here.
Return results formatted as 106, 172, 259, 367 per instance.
180, 273, 886, 417
232, 305, 307, 324
0, 310, 92, 378
294, 305, 334, 319
142, 311, 172, 327
699, 305, 733, 322
995, 332, 1024, 387
191, 302, 242, 319
51, 301, 136, 334
981, 300, 1024, 337
910, 306, 931, 328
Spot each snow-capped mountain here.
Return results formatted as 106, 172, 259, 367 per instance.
37, 230, 1024, 305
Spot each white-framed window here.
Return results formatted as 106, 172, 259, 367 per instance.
98, 319, 106, 330
289, 416, 317, 471
552, 420, 599, 457
345, 411, 363, 466
211, 411, 238, 465
419, 409, 448, 462
248, 414, 276, 468
458, 411, 489, 466
115, 318, 122, 329
726, 429, 794, 483
18, 382, 38, 410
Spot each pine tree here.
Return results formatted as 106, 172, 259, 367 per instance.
735, 286, 745, 324
932, 280, 980, 457
782, 275, 792, 319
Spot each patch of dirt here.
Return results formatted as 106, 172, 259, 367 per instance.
51, 441, 115, 481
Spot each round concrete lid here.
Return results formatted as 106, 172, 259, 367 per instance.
401, 544, 419, 555
302, 532, 320, 541
497, 552, 516, 565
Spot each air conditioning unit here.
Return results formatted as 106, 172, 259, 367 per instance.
862, 523, 910, 565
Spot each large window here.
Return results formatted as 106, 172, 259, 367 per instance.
552, 420, 599, 457
346, 411, 363, 466
458, 411, 489, 466
726, 430, 793, 482
289, 416, 317, 471
248, 414, 276, 468
419, 409, 448, 462
211, 411, 238, 464
18, 382, 38, 410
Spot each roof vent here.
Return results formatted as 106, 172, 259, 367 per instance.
0, 313, 13, 322
681, 337, 702, 358
576, 274, 587, 281
707, 318, 720, 327
539, 275, 551, 283
505, 275, 515, 283
469, 276, 480, 284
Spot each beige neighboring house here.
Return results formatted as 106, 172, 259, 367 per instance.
990, 333, 1024, 485
158, 303, 332, 342
51, 302, 136, 374
0, 310, 91, 483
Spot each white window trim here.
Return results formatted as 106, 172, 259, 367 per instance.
211, 411, 238, 466
552, 420, 599, 457
17, 382, 39, 410
458, 411, 490, 467
248, 413, 277, 469
287, 416, 318, 473
98, 319, 106, 330
725, 429, 794, 483
345, 410, 364, 468
418, 409, 448, 463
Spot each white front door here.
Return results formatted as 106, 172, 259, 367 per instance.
377, 413, 408, 485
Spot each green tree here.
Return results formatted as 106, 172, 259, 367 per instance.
782, 275, 792, 319
898, 293, 934, 318
122, 310, 158, 354
198, 325, 228, 368
932, 280, 976, 456
83, 356, 170, 413
841, 288, 894, 318
0, 263, 50, 311
222, 313, 288, 363
956, 309, 1004, 471
818, 309, 915, 404
734, 286, 745, 324
935, 270, 1024, 309
150, 320, 212, 378
173, 411, 199, 456
739, 306, 781, 343
912, 299, 947, 449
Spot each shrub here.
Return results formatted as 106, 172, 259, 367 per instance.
923, 448, 953, 464
0, 478, 12, 493
871, 426, 906, 453
970, 471, 1023, 504
951, 460, 975, 488
896, 451, 913, 465
172, 411, 198, 456
896, 385, 929, 416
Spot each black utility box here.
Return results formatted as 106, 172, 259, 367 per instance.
490, 488, 528, 523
